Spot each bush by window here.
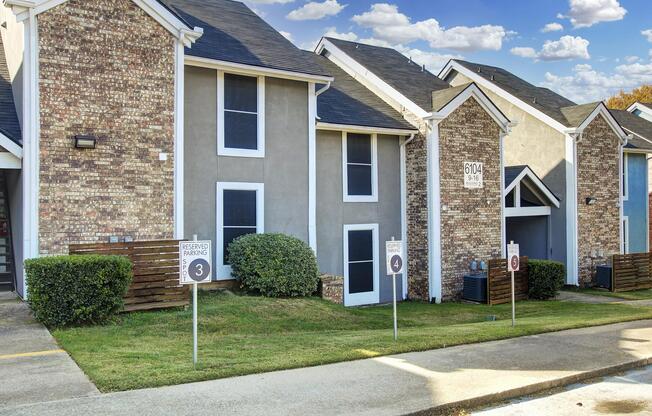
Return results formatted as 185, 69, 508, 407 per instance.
228, 233, 319, 297
528, 259, 566, 300
25, 255, 132, 327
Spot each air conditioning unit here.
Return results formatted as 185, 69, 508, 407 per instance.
595, 265, 612, 290
463, 273, 487, 303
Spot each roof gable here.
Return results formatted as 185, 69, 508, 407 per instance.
0, 35, 21, 148
611, 109, 652, 152
504, 165, 560, 208
307, 52, 415, 132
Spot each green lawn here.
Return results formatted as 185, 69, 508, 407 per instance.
53, 292, 652, 392
567, 287, 652, 301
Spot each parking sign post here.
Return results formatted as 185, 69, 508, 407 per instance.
180, 236, 212, 368
386, 237, 404, 341
507, 241, 520, 327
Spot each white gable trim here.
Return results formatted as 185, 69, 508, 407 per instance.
504, 166, 560, 208
427, 83, 511, 133
7, 0, 203, 47
316, 38, 429, 119
0, 132, 23, 159
573, 103, 628, 144
316, 122, 416, 136
440, 60, 570, 134
627, 102, 652, 116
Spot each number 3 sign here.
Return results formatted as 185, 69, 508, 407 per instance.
180, 241, 212, 285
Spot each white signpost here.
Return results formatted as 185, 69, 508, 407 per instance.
386, 238, 404, 341
180, 238, 212, 367
507, 241, 520, 327
464, 161, 484, 189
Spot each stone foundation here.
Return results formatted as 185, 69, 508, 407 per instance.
320, 274, 343, 304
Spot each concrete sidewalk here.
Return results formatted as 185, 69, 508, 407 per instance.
2, 319, 652, 416
0, 293, 98, 408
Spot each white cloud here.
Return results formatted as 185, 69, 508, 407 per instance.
323, 27, 358, 42
542, 62, 652, 103
511, 36, 590, 61
541, 22, 563, 33
287, 0, 345, 21
399, 47, 462, 73
643, 29, 652, 43
510, 47, 538, 58
351, 3, 510, 52
562, 0, 626, 28
624, 55, 640, 63
279, 31, 293, 42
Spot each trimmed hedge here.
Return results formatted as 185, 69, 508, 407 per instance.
25, 255, 132, 327
528, 259, 566, 300
229, 233, 319, 297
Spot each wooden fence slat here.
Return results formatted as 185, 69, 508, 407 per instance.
487, 257, 528, 305
612, 253, 652, 292
69, 239, 189, 312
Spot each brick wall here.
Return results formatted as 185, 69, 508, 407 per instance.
438, 98, 503, 300
38, 0, 176, 254
576, 115, 621, 285
405, 133, 429, 300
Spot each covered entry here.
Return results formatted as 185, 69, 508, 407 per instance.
504, 166, 560, 260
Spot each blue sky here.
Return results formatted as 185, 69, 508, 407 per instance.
243, 0, 652, 103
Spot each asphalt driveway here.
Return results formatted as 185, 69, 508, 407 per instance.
0, 292, 98, 408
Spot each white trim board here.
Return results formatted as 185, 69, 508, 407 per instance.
215, 182, 265, 281
0, 152, 21, 169
7, 0, 203, 46
317, 122, 416, 136
439, 60, 569, 134
342, 131, 378, 203
0, 133, 23, 159
186, 55, 333, 83
503, 166, 561, 208
343, 223, 380, 307
173, 40, 184, 239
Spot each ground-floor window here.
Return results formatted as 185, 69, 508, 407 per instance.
216, 182, 264, 279
343, 224, 379, 306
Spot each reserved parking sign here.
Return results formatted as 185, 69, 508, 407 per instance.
179, 241, 212, 285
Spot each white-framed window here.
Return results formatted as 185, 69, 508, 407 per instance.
342, 132, 378, 202
217, 71, 265, 158
216, 182, 264, 279
623, 216, 629, 254
622, 152, 628, 201
343, 223, 380, 306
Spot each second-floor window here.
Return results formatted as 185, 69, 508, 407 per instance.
342, 132, 378, 202
218, 72, 265, 157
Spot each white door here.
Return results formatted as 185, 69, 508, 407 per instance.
343, 224, 380, 306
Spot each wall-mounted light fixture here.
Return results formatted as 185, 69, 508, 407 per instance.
74, 135, 97, 149
586, 197, 597, 205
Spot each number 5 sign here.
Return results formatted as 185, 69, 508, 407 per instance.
180, 241, 212, 285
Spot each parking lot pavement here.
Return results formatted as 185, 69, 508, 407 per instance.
0, 293, 98, 409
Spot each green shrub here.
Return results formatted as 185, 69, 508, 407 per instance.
25, 255, 132, 327
228, 233, 319, 297
528, 259, 566, 300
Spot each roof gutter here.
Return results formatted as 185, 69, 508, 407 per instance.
316, 81, 331, 97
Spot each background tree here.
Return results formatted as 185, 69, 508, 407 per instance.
607, 85, 652, 109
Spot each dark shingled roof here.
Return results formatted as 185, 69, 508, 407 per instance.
325, 37, 449, 110
0, 36, 21, 145
162, 0, 330, 77
560, 102, 600, 128
452, 60, 576, 126
611, 109, 652, 151
307, 53, 415, 131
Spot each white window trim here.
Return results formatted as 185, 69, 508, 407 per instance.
216, 182, 265, 280
342, 132, 378, 203
623, 216, 629, 254
343, 223, 380, 307
217, 71, 265, 158
622, 152, 629, 201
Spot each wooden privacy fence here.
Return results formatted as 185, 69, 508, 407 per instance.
612, 253, 652, 292
69, 240, 189, 312
487, 257, 529, 305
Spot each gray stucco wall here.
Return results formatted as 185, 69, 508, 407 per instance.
316, 130, 404, 303
6, 169, 22, 297
448, 71, 566, 265
184, 66, 309, 279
